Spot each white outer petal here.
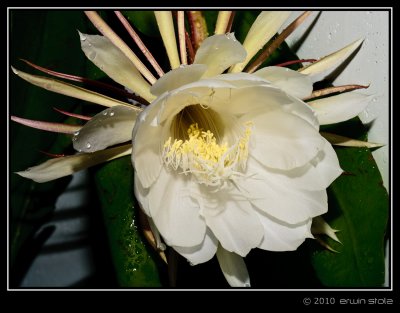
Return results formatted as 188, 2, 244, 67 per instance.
230, 11, 291, 73
248, 110, 325, 170
308, 92, 373, 125
147, 168, 206, 247
194, 33, 247, 78
256, 211, 313, 251
16, 145, 132, 183
73, 106, 139, 153
79, 32, 154, 102
216, 245, 251, 287
254, 66, 313, 99
173, 228, 218, 265
150, 64, 207, 96
202, 194, 263, 257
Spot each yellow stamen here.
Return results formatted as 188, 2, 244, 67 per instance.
163, 122, 253, 187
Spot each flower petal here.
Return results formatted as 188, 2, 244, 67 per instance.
321, 132, 384, 148
252, 140, 342, 191
173, 228, 218, 265
254, 66, 313, 99
73, 105, 140, 153
16, 144, 132, 183
202, 192, 263, 256
147, 168, 206, 247
311, 216, 341, 243
194, 33, 247, 78
256, 210, 313, 251
307, 92, 372, 125
299, 38, 363, 82
79, 32, 155, 102
241, 157, 328, 224
150, 64, 207, 96
216, 245, 251, 287
11, 67, 132, 108
248, 110, 325, 170
230, 11, 291, 73
133, 170, 150, 216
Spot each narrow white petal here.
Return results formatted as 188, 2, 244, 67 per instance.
16, 144, 132, 183
299, 38, 363, 82
311, 216, 341, 243
154, 11, 180, 69
230, 11, 291, 73
73, 105, 140, 153
254, 66, 313, 99
11, 67, 132, 108
150, 64, 207, 96
308, 92, 372, 125
173, 228, 218, 265
249, 110, 325, 170
321, 132, 384, 148
257, 211, 313, 251
216, 245, 251, 287
194, 33, 246, 78
202, 193, 263, 256
79, 32, 155, 102
147, 168, 206, 247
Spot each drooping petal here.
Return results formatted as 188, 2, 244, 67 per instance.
194, 33, 246, 78
254, 66, 313, 99
79, 32, 155, 102
10, 116, 81, 134
150, 64, 207, 96
147, 168, 206, 247
256, 210, 313, 251
16, 144, 132, 183
73, 105, 140, 153
298, 38, 364, 82
248, 110, 325, 170
307, 92, 372, 125
230, 11, 291, 73
241, 157, 328, 224
216, 245, 251, 287
173, 228, 218, 265
202, 194, 263, 256
11, 67, 132, 108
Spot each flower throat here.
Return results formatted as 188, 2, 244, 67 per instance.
162, 105, 252, 188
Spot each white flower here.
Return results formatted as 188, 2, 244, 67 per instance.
131, 34, 344, 287
12, 11, 376, 287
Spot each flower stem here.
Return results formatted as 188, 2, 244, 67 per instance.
177, 11, 187, 65
114, 11, 164, 77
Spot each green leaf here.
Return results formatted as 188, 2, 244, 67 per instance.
310, 118, 389, 287
93, 156, 163, 287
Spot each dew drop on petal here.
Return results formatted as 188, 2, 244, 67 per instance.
74, 131, 80, 136
86, 142, 91, 149
109, 111, 115, 117
79, 32, 87, 41
103, 111, 108, 116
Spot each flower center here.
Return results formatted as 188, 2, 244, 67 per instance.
162, 119, 253, 188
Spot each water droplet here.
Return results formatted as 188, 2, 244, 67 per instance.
74, 131, 80, 136
103, 111, 108, 116
79, 33, 87, 41
132, 268, 137, 272
86, 142, 91, 149
109, 111, 115, 116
